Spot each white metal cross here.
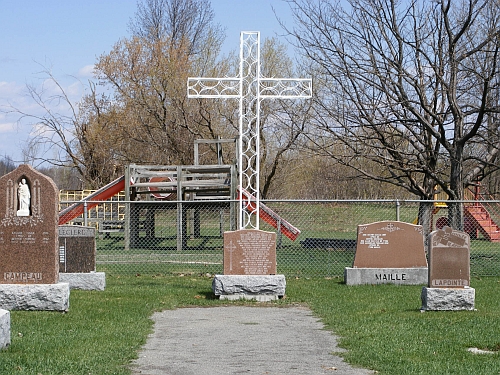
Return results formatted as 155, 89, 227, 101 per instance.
187, 31, 312, 230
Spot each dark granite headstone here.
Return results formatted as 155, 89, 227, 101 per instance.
428, 226, 470, 288
223, 229, 277, 275
0, 165, 59, 284
58, 225, 96, 273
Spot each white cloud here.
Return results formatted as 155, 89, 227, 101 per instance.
0, 121, 16, 133
67, 81, 85, 97
78, 64, 95, 78
0, 81, 24, 100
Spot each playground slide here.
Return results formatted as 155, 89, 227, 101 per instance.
58, 177, 301, 241
58, 175, 126, 225
238, 188, 301, 241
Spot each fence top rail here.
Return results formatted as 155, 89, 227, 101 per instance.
58, 198, 500, 204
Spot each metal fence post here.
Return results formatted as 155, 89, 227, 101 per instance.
83, 201, 88, 227
396, 199, 400, 221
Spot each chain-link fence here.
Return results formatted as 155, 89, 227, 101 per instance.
60, 199, 500, 277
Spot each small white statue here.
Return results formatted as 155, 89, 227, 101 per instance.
17, 178, 31, 216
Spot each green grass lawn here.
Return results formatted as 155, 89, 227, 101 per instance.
1, 275, 499, 375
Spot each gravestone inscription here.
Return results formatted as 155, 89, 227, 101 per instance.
223, 229, 277, 275
0, 164, 59, 284
421, 226, 474, 311
353, 221, 428, 268
428, 226, 470, 288
345, 221, 428, 285
215, 229, 284, 300
58, 225, 96, 273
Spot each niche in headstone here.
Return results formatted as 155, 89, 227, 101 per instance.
213, 229, 285, 301
344, 221, 428, 285
0, 164, 69, 311
421, 226, 475, 311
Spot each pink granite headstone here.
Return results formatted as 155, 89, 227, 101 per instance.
0, 165, 59, 284
428, 226, 470, 288
353, 221, 428, 268
223, 229, 277, 275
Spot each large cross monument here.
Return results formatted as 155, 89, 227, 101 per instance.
187, 31, 312, 230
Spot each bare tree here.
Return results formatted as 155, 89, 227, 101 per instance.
285, 0, 500, 230
88, 0, 229, 168
128, 0, 224, 59
5, 69, 86, 174
0, 155, 16, 177
2, 0, 227, 188
257, 37, 314, 198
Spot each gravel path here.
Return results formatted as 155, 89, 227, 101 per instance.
131, 306, 374, 375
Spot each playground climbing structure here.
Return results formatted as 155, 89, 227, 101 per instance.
463, 187, 500, 242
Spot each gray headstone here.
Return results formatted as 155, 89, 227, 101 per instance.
0, 283, 69, 311
0, 309, 10, 349
212, 274, 285, 301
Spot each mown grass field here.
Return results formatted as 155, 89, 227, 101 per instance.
1, 275, 499, 374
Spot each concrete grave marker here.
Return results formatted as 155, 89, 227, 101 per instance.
0, 165, 69, 310
188, 31, 303, 300
421, 226, 475, 311
0, 309, 9, 349
344, 221, 428, 285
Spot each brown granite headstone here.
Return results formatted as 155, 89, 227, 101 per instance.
428, 226, 470, 288
0, 164, 59, 284
223, 229, 277, 275
353, 221, 428, 268
58, 225, 96, 273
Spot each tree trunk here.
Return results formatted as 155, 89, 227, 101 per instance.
418, 200, 434, 251
449, 148, 464, 231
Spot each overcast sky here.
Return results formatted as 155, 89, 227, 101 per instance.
0, 0, 295, 164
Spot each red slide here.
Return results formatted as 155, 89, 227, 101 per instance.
58, 175, 126, 225
238, 188, 300, 241
59, 178, 301, 242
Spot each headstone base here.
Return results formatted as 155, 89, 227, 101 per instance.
212, 275, 286, 301
344, 267, 428, 285
0, 309, 10, 349
421, 287, 475, 311
59, 272, 106, 291
219, 294, 280, 302
0, 283, 70, 311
